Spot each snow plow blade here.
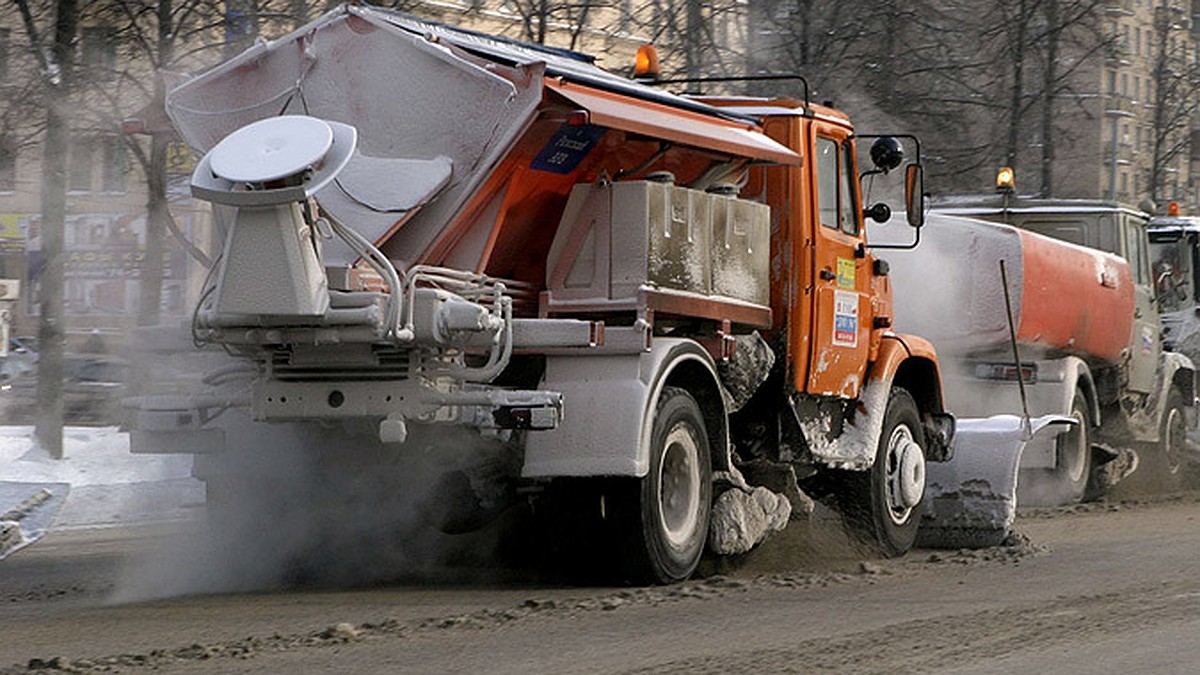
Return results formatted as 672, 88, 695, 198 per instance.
917, 415, 1073, 549
0, 482, 70, 561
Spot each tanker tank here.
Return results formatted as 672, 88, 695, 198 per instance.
873, 212, 1134, 365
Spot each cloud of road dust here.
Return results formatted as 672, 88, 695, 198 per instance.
112, 399, 529, 602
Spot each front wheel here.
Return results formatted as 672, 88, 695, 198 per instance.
1114, 388, 1187, 497
843, 387, 926, 557
1132, 388, 1187, 494
1159, 389, 1188, 490
617, 386, 713, 584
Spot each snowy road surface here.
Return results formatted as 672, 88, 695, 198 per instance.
0, 426, 203, 528
2, 488, 1199, 673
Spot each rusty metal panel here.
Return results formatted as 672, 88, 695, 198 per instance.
711, 194, 770, 305
646, 182, 711, 296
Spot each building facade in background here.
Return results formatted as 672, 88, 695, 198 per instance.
2, 0, 1200, 347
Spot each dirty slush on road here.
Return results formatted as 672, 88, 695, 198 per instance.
10, 490, 1200, 675
0, 505, 1048, 674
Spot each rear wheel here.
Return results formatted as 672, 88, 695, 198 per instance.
1020, 389, 1092, 505
616, 386, 712, 583
842, 387, 926, 557
1053, 390, 1093, 502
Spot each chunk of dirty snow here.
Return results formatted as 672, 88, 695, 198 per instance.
709, 485, 791, 555
0, 520, 26, 557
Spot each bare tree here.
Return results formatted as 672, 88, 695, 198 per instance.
1023, 0, 1112, 197
68, 1, 318, 327
471, 0, 607, 49
1146, 0, 1200, 206
13, 0, 80, 458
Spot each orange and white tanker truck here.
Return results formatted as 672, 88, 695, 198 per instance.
124, 6, 1012, 582
875, 195, 1195, 538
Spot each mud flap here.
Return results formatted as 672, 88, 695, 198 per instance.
917, 415, 1073, 549
0, 482, 71, 561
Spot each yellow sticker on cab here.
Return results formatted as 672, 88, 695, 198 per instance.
837, 258, 856, 289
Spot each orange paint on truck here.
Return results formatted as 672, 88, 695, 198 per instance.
1016, 229, 1134, 363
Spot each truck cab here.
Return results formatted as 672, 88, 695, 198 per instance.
1148, 211, 1200, 354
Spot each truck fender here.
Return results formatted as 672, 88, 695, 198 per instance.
1032, 356, 1099, 428
522, 338, 728, 479
873, 333, 954, 461
806, 334, 948, 471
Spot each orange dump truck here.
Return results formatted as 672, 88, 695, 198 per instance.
127, 6, 983, 582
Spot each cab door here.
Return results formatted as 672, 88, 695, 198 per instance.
1123, 215, 1160, 394
807, 124, 872, 398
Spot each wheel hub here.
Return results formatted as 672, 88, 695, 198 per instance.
893, 434, 926, 510
660, 425, 701, 547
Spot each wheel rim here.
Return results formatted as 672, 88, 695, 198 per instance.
1164, 407, 1186, 476
885, 424, 925, 525
659, 423, 702, 548
1057, 407, 1088, 484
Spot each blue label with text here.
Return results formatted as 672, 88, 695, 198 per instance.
532, 125, 606, 174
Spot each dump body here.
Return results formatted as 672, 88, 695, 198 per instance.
167, 11, 797, 285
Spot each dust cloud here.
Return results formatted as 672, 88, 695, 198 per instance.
111, 360, 534, 602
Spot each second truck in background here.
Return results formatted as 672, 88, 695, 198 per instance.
878, 189, 1195, 510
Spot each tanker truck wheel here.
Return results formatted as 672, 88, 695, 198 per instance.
1121, 388, 1188, 495
842, 387, 925, 557
615, 386, 712, 583
1158, 389, 1187, 491
1023, 389, 1092, 504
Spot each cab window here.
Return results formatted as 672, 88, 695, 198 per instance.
817, 137, 839, 230
840, 142, 860, 236
1122, 218, 1149, 286
1021, 219, 1086, 247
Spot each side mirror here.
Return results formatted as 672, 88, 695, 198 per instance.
865, 202, 891, 223
905, 163, 924, 227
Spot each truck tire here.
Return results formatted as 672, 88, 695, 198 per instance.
1018, 389, 1092, 505
843, 387, 926, 557
1159, 388, 1187, 491
618, 386, 712, 583
1113, 388, 1186, 496
1056, 389, 1093, 502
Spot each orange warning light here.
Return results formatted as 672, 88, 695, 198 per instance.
634, 44, 660, 81
1168, 201, 1181, 216
995, 166, 1015, 193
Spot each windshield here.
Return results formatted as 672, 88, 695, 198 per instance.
1150, 238, 1194, 312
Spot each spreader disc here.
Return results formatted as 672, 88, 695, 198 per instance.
209, 115, 334, 183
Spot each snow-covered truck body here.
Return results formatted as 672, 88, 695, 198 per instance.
893, 199, 1196, 502
132, 6, 957, 582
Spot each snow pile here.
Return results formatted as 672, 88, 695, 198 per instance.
0, 426, 203, 528
709, 485, 791, 555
